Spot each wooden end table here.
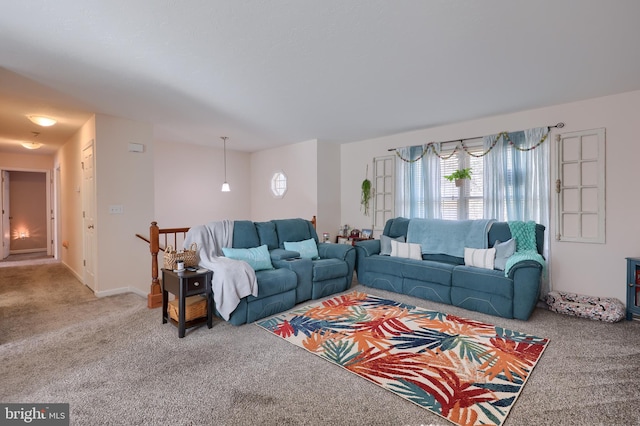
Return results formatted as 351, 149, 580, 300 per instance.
162, 268, 213, 337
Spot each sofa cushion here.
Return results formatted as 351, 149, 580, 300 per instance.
250, 268, 298, 300
232, 220, 260, 248
386, 217, 410, 238
363, 254, 409, 275
494, 239, 516, 271
380, 234, 405, 256
255, 221, 279, 250
452, 266, 513, 299
402, 260, 454, 287
464, 247, 496, 270
273, 218, 315, 247
222, 245, 273, 271
391, 240, 422, 260
312, 258, 348, 281
284, 238, 319, 260
422, 253, 464, 265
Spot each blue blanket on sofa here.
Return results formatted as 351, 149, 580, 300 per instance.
407, 218, 495, 257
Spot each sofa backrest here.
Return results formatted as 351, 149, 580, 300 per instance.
232, 220, 261, 248
272, 218, 319, 248
231, 218, 320, 250
383, 217, 546, 257
487, 222, 545, 256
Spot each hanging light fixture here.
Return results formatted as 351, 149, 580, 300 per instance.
221, 136, 231, 192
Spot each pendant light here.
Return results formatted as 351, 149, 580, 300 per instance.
221, 136, 230, 192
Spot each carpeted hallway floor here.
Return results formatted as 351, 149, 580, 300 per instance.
2, 262, 640, 425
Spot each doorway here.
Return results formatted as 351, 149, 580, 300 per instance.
0, 168, 53, 262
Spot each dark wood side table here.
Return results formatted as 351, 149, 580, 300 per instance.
162, 268, 213, 337
626, 257, 640, 320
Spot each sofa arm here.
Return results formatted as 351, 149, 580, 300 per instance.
354, 239, 381, 257
317, 242, 353, 261
270, 249, 300, 261
317, 243, 356, 284
509, 261, 544, 320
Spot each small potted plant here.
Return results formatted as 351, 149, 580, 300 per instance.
444, 168, 472, 187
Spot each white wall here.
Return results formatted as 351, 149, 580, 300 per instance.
153, 140, 252, 227
94, 114, 154, 297
316, 142, 341, 239
55, 116, 95, 277
250, 139, 318, 223
341, 89, 640, 303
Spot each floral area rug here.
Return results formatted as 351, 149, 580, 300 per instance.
256, 292, 549, 426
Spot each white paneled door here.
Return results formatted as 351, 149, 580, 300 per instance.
82, 141, 96, 290
1, 170, 9, 259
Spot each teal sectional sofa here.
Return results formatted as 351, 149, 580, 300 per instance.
354, 217, 545, 320
221, 218, 355, 325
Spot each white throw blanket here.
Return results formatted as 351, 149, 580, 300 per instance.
183, 220, 258, 321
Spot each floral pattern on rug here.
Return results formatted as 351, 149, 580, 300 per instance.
256, 292, 549, 426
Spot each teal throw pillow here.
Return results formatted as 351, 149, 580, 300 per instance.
221, 244, 273, 271
494, 239, 516, 271
283, 238, 319, 260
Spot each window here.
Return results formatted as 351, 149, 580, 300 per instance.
270, 171, 287, 198
440, 140, 484, 220
395, 127, 550, 228
555, 128, 605, 243
372, 156, 395, 230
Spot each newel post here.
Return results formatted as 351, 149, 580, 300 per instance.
147, 221, 163, 308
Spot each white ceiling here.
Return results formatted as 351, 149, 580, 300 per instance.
1, 1, 640, 155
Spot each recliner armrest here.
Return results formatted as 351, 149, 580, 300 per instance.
353, 239, 380, 257
317, 242, 353, 261
270, 248, 300, 261
506, 260, 543, 279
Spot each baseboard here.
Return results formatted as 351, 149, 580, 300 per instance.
95, 287, 146, 300
9, 248, 47, 254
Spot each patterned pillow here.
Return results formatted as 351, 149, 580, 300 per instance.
390, 240, 422, 260
221, 244, 273, 271
464, 247, 496, 270
283, 238, 319, 260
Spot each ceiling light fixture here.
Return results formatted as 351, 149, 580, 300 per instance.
221, 136, 231, 192
27, 115, 57, 127
21, 142, 43, 150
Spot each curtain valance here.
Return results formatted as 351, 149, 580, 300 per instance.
392, 123, 563, 163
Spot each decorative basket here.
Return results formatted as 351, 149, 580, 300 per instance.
167, 295, 207, 322
163, 243, 199, 270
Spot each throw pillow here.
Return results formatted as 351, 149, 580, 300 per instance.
390, 240, 422, 260
494, 239, 516, 271
221, 244, 273, 271
464, 247, 496, 270
283, 238, 319, 260
380, 234, 406, 256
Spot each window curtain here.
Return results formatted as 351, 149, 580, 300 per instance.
395, 144, 441, 219
483, 126, 550, 295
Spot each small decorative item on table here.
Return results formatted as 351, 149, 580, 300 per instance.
361, 229, 372, 239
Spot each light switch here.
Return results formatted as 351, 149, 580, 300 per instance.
109, 205, 124, 214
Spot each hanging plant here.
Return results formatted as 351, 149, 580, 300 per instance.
361, 165, 372, 216
444, 168, 472, 187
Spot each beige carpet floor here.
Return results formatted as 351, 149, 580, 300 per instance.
2, 262, 640, 425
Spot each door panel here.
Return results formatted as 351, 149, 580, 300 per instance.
1, 170, 9, 259
82, 142, 96, 290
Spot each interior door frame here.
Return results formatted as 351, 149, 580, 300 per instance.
0, 167, 53, 258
